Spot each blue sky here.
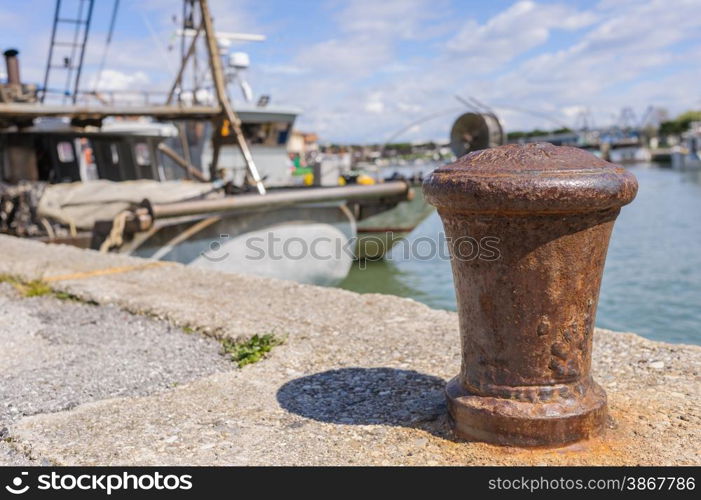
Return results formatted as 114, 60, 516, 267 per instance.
1, 0, 700, 143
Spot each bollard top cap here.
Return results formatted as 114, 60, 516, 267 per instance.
423, 143, 638, 214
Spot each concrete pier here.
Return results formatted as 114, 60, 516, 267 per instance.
0, 235, 699, 465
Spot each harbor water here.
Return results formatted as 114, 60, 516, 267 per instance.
340, 163, 701, 345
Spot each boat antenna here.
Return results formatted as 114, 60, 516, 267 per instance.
455, 94, 492, 115
140, 9, 175, 76
454, 95, 481, 113
380, 107, 463, 153
462, 96, 573, 130
468, 96, 495, 114
198, 0, 266, 194
92, 0, 120, 93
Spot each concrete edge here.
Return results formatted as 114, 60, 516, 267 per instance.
1, 234, 697, 352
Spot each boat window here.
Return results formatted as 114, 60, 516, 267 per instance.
77, 137, 99, 181
57, 141, 74, 163
110, 143, 119, 164
134, 142, 150, 166
277, 125, 290, 145
241, 122, 292, 146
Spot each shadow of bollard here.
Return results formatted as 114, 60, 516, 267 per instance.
276, 368, 447, 429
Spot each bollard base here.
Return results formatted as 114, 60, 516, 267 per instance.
446, 377, 607, 447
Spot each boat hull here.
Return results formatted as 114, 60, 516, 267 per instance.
608, 147, 651, 163
129, 202, 356, 286
671, 152, 701, 170
355, 187, 434, 259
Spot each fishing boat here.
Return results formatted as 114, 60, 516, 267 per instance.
0, 0, 411, 286
607, 141, 651, 164
671, 121, 701, 170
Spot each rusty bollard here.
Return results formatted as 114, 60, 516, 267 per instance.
423, 143, 638, 447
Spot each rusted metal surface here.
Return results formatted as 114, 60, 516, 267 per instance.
423, 143, 638, 447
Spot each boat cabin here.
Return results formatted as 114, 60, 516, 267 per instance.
1, 104, 302, 188
0, 121, 184, 185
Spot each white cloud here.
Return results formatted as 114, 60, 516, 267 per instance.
140, 0, 261, 34
88, 69, 150, 91
7, 0, 701, 142
561, 105, 588, 118
279, 0, 701, 141
337, 0, 439, 39
364, 92, 385, 114
295, 38, 393, 77
293, 0, 439, 77
445, 1, 597, 72
486, 0, 701, 119
269, 0, 606, 140
260, 64, 308, 76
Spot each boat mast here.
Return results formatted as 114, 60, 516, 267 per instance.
41, 0, 95, 104
198, 0, 266, 194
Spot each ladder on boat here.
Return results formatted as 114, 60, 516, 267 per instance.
41, 0, 95, 104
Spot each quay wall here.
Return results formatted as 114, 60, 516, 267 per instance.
0, 235, 698, 465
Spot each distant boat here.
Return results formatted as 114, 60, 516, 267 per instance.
607, 141, 651, 164
671, 122, 701, 170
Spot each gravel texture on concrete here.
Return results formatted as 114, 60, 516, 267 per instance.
0, 279, 232, 464
10, 326, 700, 466
0, 441, 35, 466
0, 236, 699, 465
